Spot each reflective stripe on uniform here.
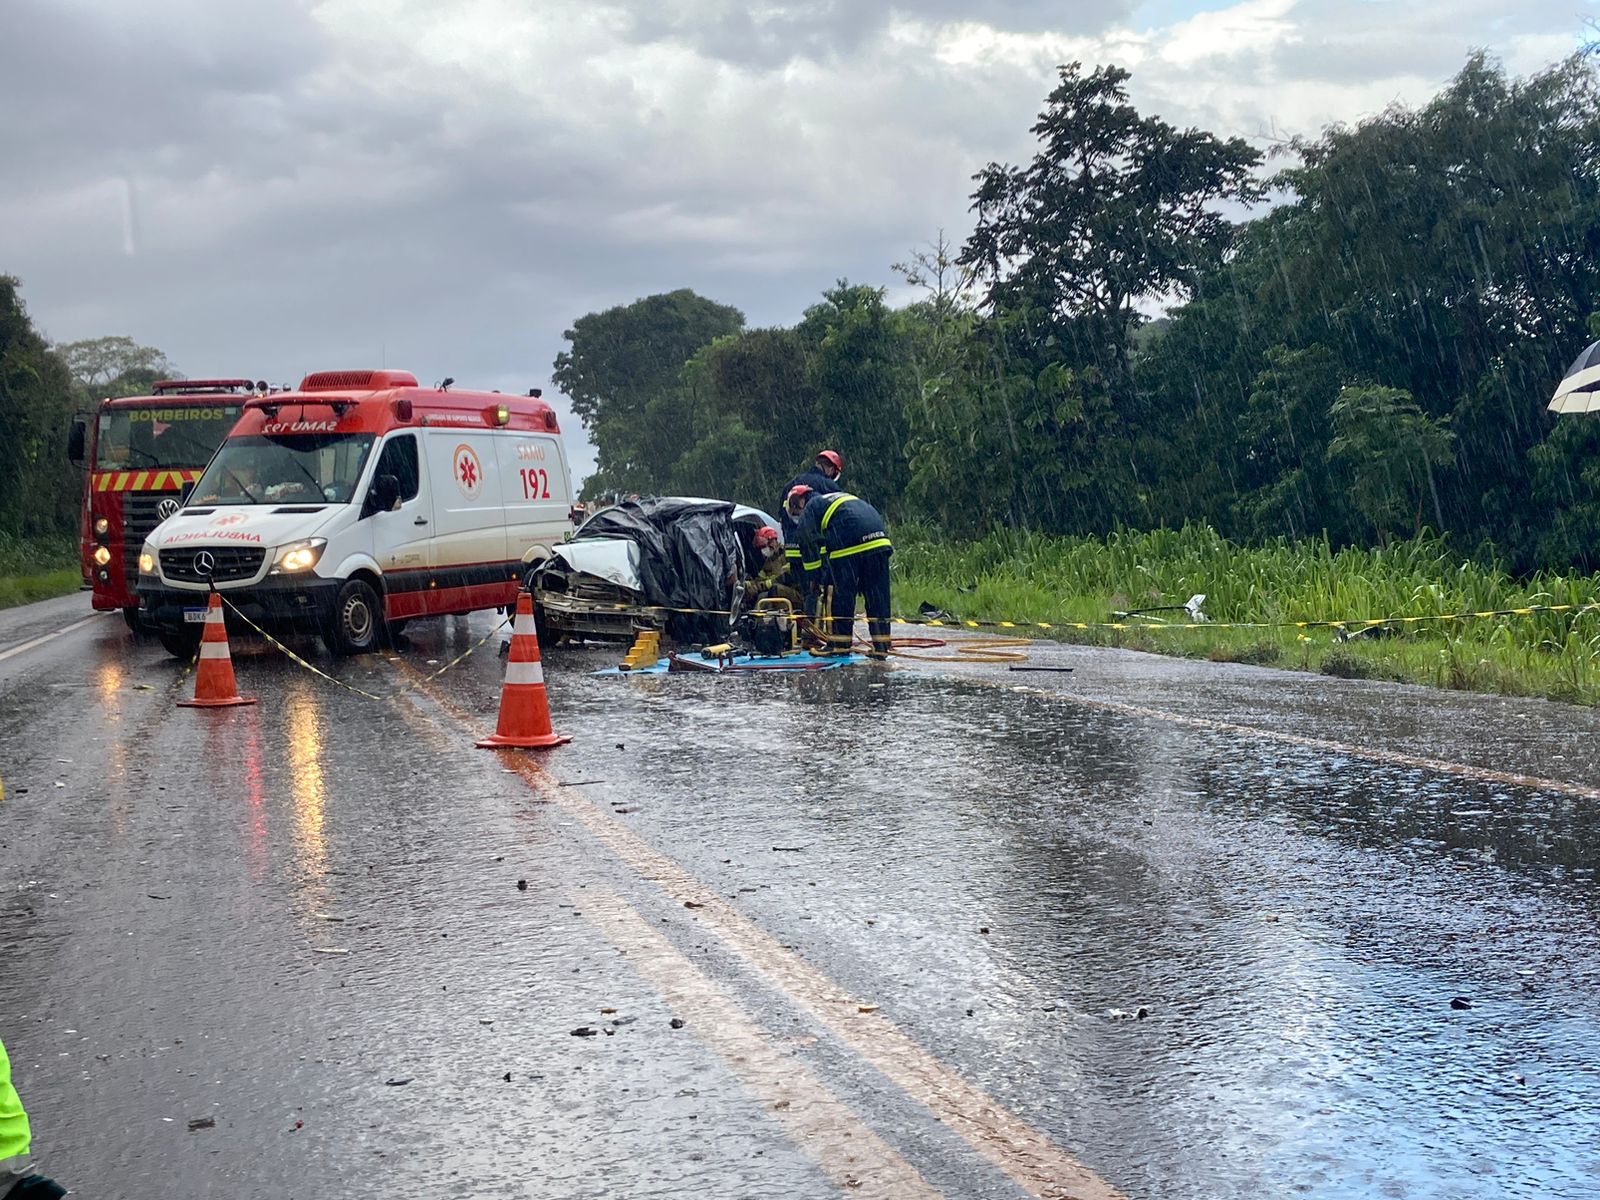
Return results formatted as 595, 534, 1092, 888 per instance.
828, 537, 891, 560
505, 661, 544, 686
784, 548, 802, 559
819, 494, 857, 532
801, 558, 823, 571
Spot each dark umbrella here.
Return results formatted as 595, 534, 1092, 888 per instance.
1550, 340, 1600, 413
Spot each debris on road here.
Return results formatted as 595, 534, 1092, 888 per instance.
313, 948, 349, 956
384, 1078, 412, 1086
669, 1018, 686, 1029
571, 1026, 598, 1038
187, 1117, 215, 1132
516, 879, 528, 891
1451, 997, 1473, 1010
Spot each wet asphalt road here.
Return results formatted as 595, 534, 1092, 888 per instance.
2, 595, 1598, 1199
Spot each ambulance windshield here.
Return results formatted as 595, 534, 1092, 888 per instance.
190, 433, 376, 506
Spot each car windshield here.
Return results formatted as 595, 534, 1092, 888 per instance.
96, 404, 242, 470
189, 433, 375, 506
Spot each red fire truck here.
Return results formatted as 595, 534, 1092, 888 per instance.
69, 379, 257, 627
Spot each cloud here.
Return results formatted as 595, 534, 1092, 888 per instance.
0, 0, 1587, 485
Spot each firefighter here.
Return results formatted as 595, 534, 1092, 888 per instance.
777, 451, 845, 579
787, 485, 893, 659
1, 1036, 64, 1199
744, 526, 805, 610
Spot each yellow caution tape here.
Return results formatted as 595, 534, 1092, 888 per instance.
219, 597, 508, 701
893, 600, 1600, 634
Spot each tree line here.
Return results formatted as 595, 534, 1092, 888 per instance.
556, 52, 1600, 571
0, 278, 175, 553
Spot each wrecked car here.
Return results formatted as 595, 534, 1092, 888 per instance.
531, 496, 780, 645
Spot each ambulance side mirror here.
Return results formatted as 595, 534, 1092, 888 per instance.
67, 419, 86, 467
363, 473, 400, 518
180, 480, 196, 504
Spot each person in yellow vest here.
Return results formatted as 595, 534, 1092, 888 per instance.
1, 1037, 64, 1200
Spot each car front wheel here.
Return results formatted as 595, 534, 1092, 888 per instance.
326, 579, 381, 657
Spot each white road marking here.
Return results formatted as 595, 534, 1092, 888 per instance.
0, 615, 102, 664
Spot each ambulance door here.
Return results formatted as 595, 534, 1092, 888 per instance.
496, 433, 570, 562
364, 432, 433, 619
424, 430, 509, 605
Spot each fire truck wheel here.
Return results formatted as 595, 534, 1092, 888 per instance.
327, 578, 381, 657
157, 627, 203, 660
121, 608, 142, 633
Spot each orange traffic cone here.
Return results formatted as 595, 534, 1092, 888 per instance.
477, 591, 570, 749
177, 592, 257, 708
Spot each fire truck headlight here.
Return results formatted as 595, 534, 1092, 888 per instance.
93, 546, 112, 566
94, 517, 110, 537
139, 551, 156, 575
272, 538, 327, 574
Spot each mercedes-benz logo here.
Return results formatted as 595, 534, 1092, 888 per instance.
193, 550, 216, 577
156, 497, 180, 520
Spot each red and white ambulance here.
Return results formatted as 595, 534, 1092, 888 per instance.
135, 369, 575, 658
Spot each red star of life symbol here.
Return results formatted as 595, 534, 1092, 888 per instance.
458, 454, 478, 489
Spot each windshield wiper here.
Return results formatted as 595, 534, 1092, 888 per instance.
282, 455, 326, 501
225, 468, 262, 504
104, 446, 160, 468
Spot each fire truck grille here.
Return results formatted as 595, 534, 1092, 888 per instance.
122, 493, 174, 591
159, 546, 265, 584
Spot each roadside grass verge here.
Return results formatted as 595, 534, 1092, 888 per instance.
0, 533, 81, 612
889, 524, 1600, 705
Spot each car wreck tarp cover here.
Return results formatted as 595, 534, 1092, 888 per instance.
576, 498, 741, 639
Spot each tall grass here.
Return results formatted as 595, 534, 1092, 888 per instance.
0, 532, 81, 611
890, 523, 1600, 704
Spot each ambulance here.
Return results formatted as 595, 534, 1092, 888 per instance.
135, 369, 575, 658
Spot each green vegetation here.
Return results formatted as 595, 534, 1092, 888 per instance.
889, 525, 1600, 704
0, 532, 79, 611
560, 53, 1600, 574
0, 278, 177, 612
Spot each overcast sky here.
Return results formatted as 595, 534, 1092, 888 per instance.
0, 0, 1587, 483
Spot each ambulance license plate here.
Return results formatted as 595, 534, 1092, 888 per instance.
183, 608, 208, 624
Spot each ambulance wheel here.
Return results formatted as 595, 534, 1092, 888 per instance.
327, 579, 381, 657
158, 627, 202, 660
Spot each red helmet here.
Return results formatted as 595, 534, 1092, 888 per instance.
754, 526, 780, 550
815, 450, 842, 475
785, 484, 813, 511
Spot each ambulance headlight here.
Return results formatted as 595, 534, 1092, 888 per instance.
138, 550, 156, 574
272, 538, 327, 574
93, 546, 112, 566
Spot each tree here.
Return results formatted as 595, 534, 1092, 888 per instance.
958, 62, 1263, 536
1325, 386, 1455, 544
962, 62, 1263, 398
552, 290, 743, 496
0, 278, 79, 542
57, 335, 175, 399
798, 282, 911, 515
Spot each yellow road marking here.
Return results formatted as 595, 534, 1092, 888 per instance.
584, 886, 947, 1199
389, 658, 1122, 1200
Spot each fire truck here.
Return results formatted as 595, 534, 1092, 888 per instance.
69, 379, 257, 628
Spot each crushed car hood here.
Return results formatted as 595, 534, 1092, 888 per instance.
549, 539, 643, 591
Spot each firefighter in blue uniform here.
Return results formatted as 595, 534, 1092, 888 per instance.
778, 451, 845, 582
787, 485, 893, 659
